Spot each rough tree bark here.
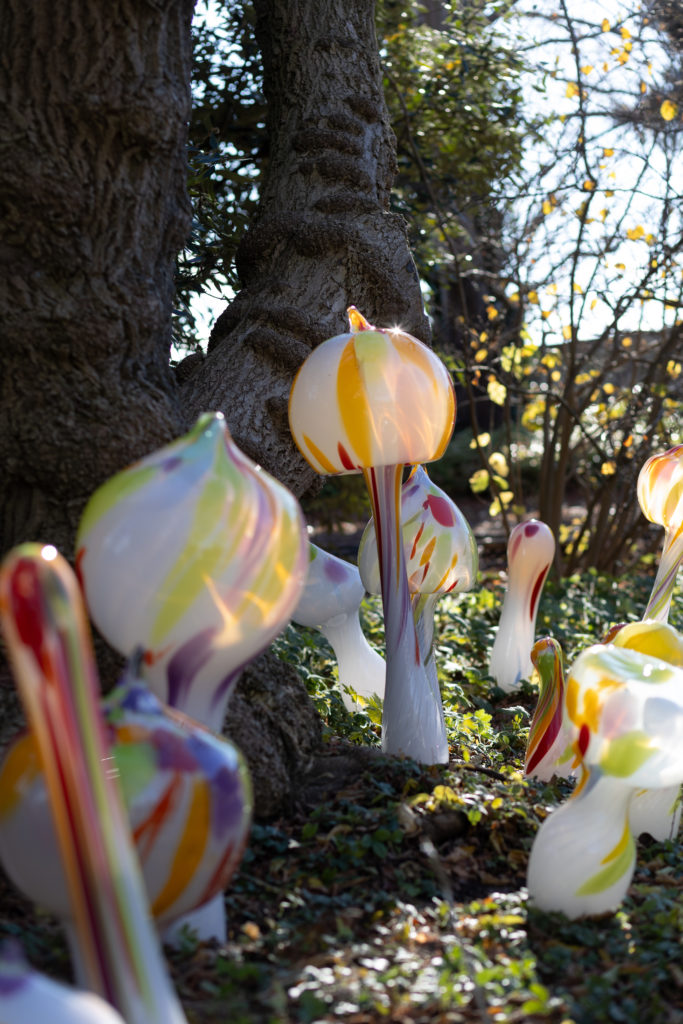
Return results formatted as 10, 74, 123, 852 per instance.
0, 0, 429, 815
180, 0, 430, 495
0, 0, 194, 557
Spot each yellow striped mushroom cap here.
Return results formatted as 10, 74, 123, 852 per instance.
637, 445, 683, 529
288, 308, 455, 474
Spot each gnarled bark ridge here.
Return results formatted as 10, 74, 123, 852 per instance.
182, 0, 429, 495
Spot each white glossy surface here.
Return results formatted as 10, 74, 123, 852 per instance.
488, 520, 555, 693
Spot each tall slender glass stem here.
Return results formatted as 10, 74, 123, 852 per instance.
363, 467, 448, 764
644, 527, 683, 622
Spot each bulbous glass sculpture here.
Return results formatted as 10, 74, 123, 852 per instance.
358, 465, 478, 764
527, 642, 683, 918
76, 412, 308, 734
292, 543, 385, 708
0, 941, 126, 1024
289, 309, 456, 764
488, 520, 555, 693
525, 622, 682, 841
0, 545, 189, 1024
608, 620, 682, 841
637, 445, 683, 622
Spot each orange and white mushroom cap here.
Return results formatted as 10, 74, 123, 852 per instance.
289, 308, 455, 474
637, 445, 683, 529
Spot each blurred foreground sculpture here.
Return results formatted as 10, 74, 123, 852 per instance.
488, 520, 555, 693
0, 545, 189, 1024
76, 411, 308, 735
0, 941, 126, 1024
0, 546, 252, 957
289, 308, 456, 763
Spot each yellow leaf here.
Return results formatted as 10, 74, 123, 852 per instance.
603, 148, 614, 157
528, 290, 539, 305
667, 360, 681, 379
508, 292, 520, 303
573, 283, 583, 293
622, 336, 633, 347
469, 432, 491, 449
645, 233, 655, 246
660, 100, 678, 121
601, 461, 616, 476
486, 305, 499, 321
479, 331, 488, 342
541, 310, 551, 320
615, 262, 626, 270
546, 282, 558, 295
600, 208, 609, 221
641, 81, 647, 94
601, 18, 610, 31
551, 370, 562, 382
469, 468, 490, 493
603, 382, 615, 395
488, 451, 509, 477
542, 200, 552, 215
626, 225, 644, 240
562, 325, 572, 340
566, 82, 580, 99
582, 179, 596, 191
603, 61, 610, 72
581, 65, 594, 75
620, 26, 631, 39
474, 349, 488, 363
590, 299, 598, 310
487, 379, 507, 406
604, 189, 615, 197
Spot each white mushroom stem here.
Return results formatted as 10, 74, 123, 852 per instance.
363, 465, 448, 764
527, 773, 636, 919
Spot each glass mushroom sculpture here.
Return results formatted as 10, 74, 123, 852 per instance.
289, 308, 456, 763
524, 636, 576, 781
526, 642, 683, 918
358, 465, 478, 763
606, 620, 682, 842
637, 445, 683, 622
488, 520, 555, 693
76, 411, 308, 735
0, 941, 126, 1024
0, 544, 189, 1024
292, 543, 385, 709
525, 624, 682, 842
0, 546, 252, 955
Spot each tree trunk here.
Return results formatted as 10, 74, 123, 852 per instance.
0, 0, 430, 817
181, 0, 429, 495
0, 0, 194, 557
